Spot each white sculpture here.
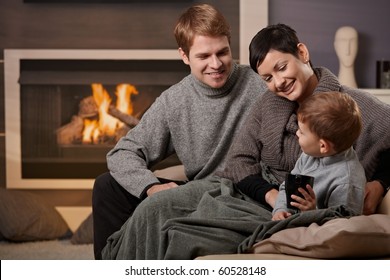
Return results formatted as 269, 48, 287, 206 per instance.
334, 26, 358, 88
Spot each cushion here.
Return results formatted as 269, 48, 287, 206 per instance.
153, 165, 187, 182
377, 191, 390, 215
251, 214, 390, 259
0, 188, 71, 242
71, 213, 93, 244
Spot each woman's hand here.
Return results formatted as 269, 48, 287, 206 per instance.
146, 182, 179, 196
363, 181, 384, 215
290, 184, 316, 211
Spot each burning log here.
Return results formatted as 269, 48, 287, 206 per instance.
108, 105, 140, 127
78, 96, 98, 118
56, 84, 141, 146
56, 115, 84, 145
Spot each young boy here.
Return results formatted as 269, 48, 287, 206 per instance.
271, 91, 366, 220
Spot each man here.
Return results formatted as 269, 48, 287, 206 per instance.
92, 4, 267, 259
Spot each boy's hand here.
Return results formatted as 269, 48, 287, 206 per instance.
272, 211, 292, 221
290, 184, 316, 211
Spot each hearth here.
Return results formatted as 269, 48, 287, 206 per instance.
4, 49, 188, 189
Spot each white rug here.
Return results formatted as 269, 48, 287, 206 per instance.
0, 239, 93, 260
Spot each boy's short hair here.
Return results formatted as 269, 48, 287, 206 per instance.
297, 91, 362, 153
174, 4, 231, 57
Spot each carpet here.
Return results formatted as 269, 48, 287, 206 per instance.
0, 239, 93, 260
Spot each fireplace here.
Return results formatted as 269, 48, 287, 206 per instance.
4, 49, 188, 189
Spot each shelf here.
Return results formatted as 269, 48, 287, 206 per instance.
360, 88, 390, 104
360, 88, 390, 94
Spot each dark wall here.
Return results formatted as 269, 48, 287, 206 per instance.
0, 0, 239, 56
269, 0, 390, 89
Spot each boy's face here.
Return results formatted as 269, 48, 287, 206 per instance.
296, 120, 322, 157
180, 35, 232, 89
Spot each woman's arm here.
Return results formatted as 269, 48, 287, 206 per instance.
364, 148, 390, 214
217, 95, 266, 183
236, 174, 279, 208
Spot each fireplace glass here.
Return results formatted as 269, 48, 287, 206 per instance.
5, 50, 188, 189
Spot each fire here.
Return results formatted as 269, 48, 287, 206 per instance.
82, 119, 99, 144
82, 83, 139, 144
115, 84, 139, 128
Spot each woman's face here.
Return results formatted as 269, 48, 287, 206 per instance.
256, 45, 316, 104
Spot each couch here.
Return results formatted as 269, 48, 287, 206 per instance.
156, 165, 390, 260
199, 192, 390, 260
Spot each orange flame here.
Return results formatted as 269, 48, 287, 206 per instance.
82, 83, 138, 144
92, 83, 117, 136
82, 119, 99, 144
116, 83, 139, 115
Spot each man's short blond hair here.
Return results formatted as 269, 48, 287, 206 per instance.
174, 4, 231, 56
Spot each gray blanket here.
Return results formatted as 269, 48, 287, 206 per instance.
102, 176, 350, 259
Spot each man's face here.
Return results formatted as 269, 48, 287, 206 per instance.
180, 35, 232, 89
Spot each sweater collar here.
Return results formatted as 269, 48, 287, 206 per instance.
313, 67, 342, 93
321, 147, 355, 166
191, 62, 239, 97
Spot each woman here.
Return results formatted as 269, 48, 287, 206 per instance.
221, 23, 390, 215
102, 24, 390, 260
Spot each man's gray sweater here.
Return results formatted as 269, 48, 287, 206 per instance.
107, 63, 267, 198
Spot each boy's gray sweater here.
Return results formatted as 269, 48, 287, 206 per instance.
273, 147, 366, 216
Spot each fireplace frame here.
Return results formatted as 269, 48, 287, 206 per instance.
4, 49, 181, 189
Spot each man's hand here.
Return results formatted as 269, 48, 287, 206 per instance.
146, 182, 179, 197
363, 181, 384, 215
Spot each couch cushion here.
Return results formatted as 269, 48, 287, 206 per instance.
153, 165, 187, 182
71, 213, 93, 244
377, 191, 390, 215
251, 214, 390, 259
0, 189, 71, 242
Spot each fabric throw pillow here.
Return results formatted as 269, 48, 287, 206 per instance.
71, 213, 93, 244
251, 214, 390, 259
0, 230, 5, 241
0, 188, 71, 242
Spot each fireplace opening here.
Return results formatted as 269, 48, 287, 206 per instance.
18, 57, 189, 180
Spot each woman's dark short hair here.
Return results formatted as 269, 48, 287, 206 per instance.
249, 23, 300, 73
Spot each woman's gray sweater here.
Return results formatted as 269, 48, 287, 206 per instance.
219, 67, 390, 186
107, 63, 267, 198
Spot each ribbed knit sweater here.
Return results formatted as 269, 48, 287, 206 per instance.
218, 67, 390, 190
107, 63, 268, 198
